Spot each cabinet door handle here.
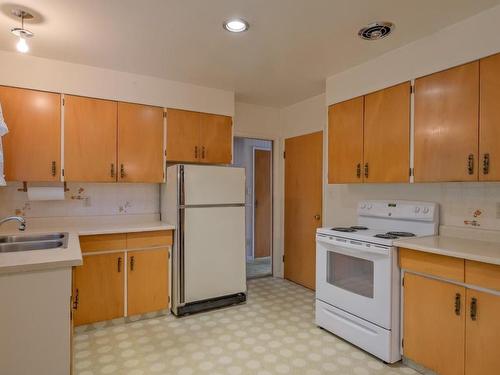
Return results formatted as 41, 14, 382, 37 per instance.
454, 293, 461, 315
202, 146, 206, 159
51, 161, 57, 177
110, 163, 115, 178
117, 256, 122, 273
120, 164, 125, 179
467, 154, 474, 175
356, 163, 361, 178
130, 256, 135, 271
470, 297, 477, 321
364, 163, 369, 178
194, 146, 198, 159
483, 153, 490, 175
73, 288, 79, 310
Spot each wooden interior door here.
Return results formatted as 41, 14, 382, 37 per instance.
328, 97, 364, 183
166, 108, 200, 162
64, 95, 117, 182
284, 131, 323, 290
465, 289, 500, 375
403, 273, 465, 375
0, 86, 61, 181
254, 149, 272, 259
479, 53, 500, 181
118, 102, 164, 182
364, 82, 410, 183
200, 113, 232, 164
414, 62, 479, 182
73, 253, 124, 326
127, 248, 169, 316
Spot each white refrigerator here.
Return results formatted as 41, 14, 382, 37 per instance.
161, 164, 247, 316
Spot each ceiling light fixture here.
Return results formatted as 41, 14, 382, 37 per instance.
10, 9, 34, 53
223, 18, 249, 33
358, 21, 394, 41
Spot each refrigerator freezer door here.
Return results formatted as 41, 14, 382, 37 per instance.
184, 206, 246, 303
183, 165, 245, 205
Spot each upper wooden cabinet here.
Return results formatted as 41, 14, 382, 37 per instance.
328, 83, 410, 184
117, 102, 165, 182
64, 95, 117, 182
328, 97, 364, 184
166, 109, 200, 163
0, 86, 61, 181
364, 82, 410, 183
479, 53, 500, 181
166, 108, 232, 164
414, 61, 479, 182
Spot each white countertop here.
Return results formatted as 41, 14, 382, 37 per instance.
395, 232, 500, 266
0, 214, 175, 275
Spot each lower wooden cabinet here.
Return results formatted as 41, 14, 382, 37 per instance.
73, 230, 172, 326
465, 289, 500, 375
402, 258, 500, 375
127, 248, 169, 316
73, 252, 125, 326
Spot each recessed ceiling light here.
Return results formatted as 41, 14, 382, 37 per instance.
358, 21, 394, 40
223, 18, 249, 33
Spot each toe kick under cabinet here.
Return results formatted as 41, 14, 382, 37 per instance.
72, 230, 172, 326
400, 249, 500, 375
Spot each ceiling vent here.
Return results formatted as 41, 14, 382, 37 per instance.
358, 22, 394, 40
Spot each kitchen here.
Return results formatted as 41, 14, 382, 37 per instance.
1, 1, 500, 375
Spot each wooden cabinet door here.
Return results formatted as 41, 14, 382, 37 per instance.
328, 97, 364, 183
465, 289, 500, 375
479, 53, 500, 181
414, 62, 479, 182
73, 253, 124, 326
364, 82, 410, 183
199, 113, 232, 164
0, 86, 61, 181
64, 95, 117, 182
403, 273, 465, 375
127, 248, 168, 316
166, 108, 200, 162
118, 102, 164, 182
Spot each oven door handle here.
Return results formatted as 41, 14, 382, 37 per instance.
317, 236, 390, 257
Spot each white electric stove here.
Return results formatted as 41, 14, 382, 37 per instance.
315, 200, 439, 363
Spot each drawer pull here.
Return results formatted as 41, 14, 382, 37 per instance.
467, 154, 474, 175
483, 153, 490, 175
356, 163, 361, 178
454, 293, 461, 315
470, 297, 477, 321
130, 255, 135, 271
117, 256, 122, 273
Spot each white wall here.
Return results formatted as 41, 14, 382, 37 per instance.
0, 50, 234, 115
326, 4, 500, 105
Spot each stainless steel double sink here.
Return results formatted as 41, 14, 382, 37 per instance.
0, 232, 69, 253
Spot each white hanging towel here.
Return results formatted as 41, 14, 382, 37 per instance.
0, 102, 8, 186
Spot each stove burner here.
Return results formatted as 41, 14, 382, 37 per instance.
386, 231, 416, 237
331, 227, 357, 232
350, 226, 368, 230
374, 233, 398, 239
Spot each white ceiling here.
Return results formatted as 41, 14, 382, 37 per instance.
0, 0, 499, 107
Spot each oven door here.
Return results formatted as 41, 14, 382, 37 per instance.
316, 234, 394, 329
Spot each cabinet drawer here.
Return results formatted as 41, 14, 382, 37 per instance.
79, 234, 126, 253
126, 230, 173, 249
399, 248, 464, 282
465, 260, 500, 291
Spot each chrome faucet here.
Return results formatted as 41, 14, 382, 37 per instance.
0, 216, 27, 231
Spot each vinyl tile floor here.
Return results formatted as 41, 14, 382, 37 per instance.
74, 277, 417, 375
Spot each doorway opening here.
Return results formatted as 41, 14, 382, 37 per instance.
233, 137, 273, 279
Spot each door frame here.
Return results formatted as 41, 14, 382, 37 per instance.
252, 146, 273, 263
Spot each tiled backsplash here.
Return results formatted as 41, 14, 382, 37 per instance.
326, 182, 500, 231
0, 182, 159, 218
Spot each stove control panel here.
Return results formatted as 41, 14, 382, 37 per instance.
358, 200, 438, 221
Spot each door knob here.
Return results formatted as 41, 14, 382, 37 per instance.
314, 214, 321, 220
